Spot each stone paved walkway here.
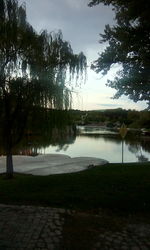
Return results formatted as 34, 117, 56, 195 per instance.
94, 225, 150, 250
0, 204, 68, 249
0, 204, 150, 250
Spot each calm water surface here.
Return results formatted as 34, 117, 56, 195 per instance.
39, 127, 150, 163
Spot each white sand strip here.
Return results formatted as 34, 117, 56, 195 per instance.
0, 154, 108, 175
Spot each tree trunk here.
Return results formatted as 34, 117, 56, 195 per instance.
5, 127, 14, 178
6, 152, 14, 178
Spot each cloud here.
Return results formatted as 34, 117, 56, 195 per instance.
64, 0, 84, 9
97, 103, 122, 108
18, 0, 114, 56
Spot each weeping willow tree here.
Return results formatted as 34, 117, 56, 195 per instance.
0, 0, 87, 177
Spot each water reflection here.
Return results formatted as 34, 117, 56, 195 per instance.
80, 134, 121, 145
77, 125, 118, 135
40, 133, 149, 163
0, 126, 76, 157
76, 126, 150, 162
126, 139, 149, 162
0, 124, 149, 163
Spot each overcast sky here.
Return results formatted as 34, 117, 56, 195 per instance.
19, 0, 147, 110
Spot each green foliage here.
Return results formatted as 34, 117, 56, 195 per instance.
0, 0, 87, 110
0, 0, 86, 150
88, 0, 150, 108
71, 108, 150, 128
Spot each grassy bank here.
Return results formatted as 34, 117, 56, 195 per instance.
0, 162, 150, 213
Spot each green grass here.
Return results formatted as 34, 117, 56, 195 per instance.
0, 162, 150, 213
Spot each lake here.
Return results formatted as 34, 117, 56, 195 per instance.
37, 126, 150, 163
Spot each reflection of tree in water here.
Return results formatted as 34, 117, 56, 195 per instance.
126, 138, 149, 162
79, 134, 121, 145
49, 127, 76, 152
56, 144, 69, 152
0, 109, 76, 156
102, 136, 121, 144
16, 126, 76, 156
6, 128, 75, 156
140, 139, 150, 154
80, 133, 149, 162
137, 155, 149, 162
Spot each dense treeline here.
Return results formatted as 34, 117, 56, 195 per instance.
70, 108, 150, 129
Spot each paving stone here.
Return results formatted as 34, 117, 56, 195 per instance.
121, 246, 129, 250
131, 247, 141, 250
140, 246, 150, 250
0, 204, 150, 250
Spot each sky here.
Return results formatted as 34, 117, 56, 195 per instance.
18, 0, 147, 111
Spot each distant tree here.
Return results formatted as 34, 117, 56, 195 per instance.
88, 0, 150, 108
139, 111, 150, 129
0, 0, 87, 177
127, 110, 140, 128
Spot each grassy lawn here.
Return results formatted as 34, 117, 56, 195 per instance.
0, 162, 150, 213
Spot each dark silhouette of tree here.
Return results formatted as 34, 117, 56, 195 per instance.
0, 0, 87, 177
88, 0, 150, 108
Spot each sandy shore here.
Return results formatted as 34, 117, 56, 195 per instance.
0, 154, 108, 175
